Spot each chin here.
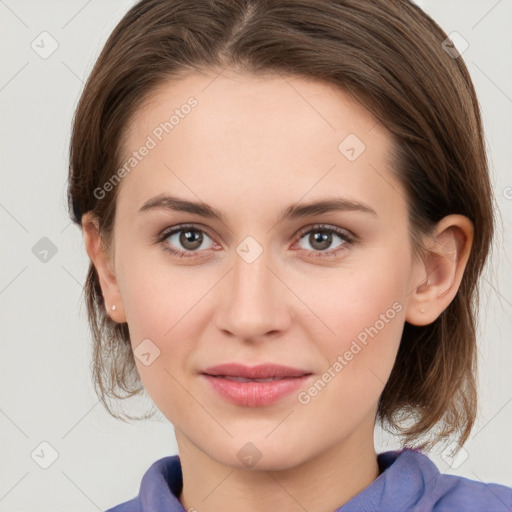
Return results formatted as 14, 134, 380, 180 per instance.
209, 438, 310, 472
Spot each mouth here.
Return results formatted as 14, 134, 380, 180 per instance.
200, 363, 313, 407
201, 362, 312, 379
207, 375, 295, 382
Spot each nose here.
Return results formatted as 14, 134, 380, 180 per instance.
214, 247, 291, 342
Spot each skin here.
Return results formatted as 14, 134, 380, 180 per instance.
83, 69, 473, 512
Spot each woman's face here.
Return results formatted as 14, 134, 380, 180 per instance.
107, 70, 424, 470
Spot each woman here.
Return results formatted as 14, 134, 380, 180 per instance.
67, 0, 512, 510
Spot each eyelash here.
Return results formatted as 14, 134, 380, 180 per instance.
156, 223, 356, 259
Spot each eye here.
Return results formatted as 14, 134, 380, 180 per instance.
157, 224, 217, 258
294, 224, 355, 258
156, 223, 356, 259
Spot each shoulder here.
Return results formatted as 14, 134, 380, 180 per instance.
105, 497, 139, 512
432, 470, 512, 511
380, 448, 512, 512
103, 455, 183, 512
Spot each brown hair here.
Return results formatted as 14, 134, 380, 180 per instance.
67, 0, 495, 450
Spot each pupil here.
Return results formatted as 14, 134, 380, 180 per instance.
181, 230, 202, 249
312, 231, 331, 250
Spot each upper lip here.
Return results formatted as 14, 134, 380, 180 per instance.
201, 363, 312, 379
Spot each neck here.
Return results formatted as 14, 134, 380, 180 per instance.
176, 424, 379, 512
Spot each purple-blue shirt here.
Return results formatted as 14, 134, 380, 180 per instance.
105, 448, 512, 511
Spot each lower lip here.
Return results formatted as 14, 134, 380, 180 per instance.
201, 374, 312, 407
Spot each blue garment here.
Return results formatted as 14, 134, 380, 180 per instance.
105, 447, 512, 511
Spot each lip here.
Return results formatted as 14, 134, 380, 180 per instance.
200, 363, 313, 407
202, 363, 311, 379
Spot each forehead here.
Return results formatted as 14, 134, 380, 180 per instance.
117, 70, 405, 224
126, 69, 380, 151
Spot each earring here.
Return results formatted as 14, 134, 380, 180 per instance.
111, 304, 117, 311
419, 307, 426, 313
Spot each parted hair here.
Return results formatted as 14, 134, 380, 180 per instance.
67, 0, 495, 450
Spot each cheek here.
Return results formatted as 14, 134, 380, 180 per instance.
117, 238, 199, 340
124, 284, 200, 427
294, 283, 405, 426
122, 273, 201, 370
299, 260, 407, 394
117, 252, 211, 415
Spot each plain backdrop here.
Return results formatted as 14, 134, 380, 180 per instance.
1, 1, 511, 510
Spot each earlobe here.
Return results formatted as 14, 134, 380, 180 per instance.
405, 214, 473, 326
82, 213, 127, 323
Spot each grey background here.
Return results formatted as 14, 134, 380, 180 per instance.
1, 0, 511, 510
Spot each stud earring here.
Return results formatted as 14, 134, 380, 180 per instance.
111, 304, 117, 311
419, 307, 426, 313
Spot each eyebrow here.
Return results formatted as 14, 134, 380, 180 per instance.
138, 194, 377, 223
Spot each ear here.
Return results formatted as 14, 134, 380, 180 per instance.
82, 212, 127, 323
405, 214, 474, 326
